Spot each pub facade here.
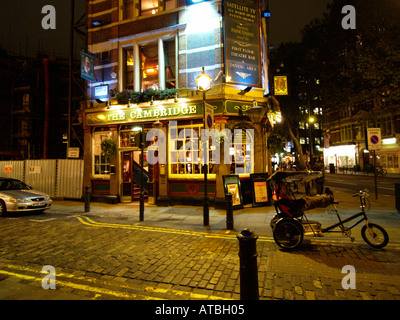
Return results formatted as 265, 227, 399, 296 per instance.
83, 0, 279, 206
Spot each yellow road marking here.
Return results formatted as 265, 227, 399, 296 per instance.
0, 269, 154, 300
0, 263, 232, 300
77, 216, 400, 249
76, 215, 274, 243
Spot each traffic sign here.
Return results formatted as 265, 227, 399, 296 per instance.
204, 103, 214, 129
367, 128, 381, 150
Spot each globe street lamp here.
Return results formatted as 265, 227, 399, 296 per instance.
195, 67, 212, 226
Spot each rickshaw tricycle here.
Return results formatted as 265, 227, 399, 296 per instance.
268, 171, 389, 250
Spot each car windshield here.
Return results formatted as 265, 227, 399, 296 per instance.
0, 179, 30, 191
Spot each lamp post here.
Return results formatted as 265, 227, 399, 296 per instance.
308, 115, 315, 169
133, 126, 145, 221
195, 67, 212, 227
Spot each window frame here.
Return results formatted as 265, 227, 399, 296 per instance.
92, 129, 112, 178
120, 34, 177, 92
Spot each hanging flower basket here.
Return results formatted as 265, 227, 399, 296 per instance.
110, 88, 178, 104
101, 138, 117, 160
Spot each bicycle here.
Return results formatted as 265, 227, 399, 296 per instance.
376, 166, 387, 176
271, 188, 389, 250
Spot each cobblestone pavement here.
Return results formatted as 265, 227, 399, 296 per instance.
0, 194, 400, 301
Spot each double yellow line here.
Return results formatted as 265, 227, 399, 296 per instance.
0, 262, 231, 300
76, 215, 274, 242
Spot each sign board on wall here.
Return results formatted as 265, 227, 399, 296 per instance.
29, 166, 42, 174
68, 147, 80, 158
4, 165, 13, 174
224, 0, 261, 87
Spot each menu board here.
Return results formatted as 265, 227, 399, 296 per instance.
250, 173, 270, 207
223, 175, 243, 209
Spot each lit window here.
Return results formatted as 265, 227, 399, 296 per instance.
141, 0, 159, 15
93, 130, 112, 176
164, 39, 176, 88
124, 48, 134, 90
140, 43, 159, 90
230, 129, 254, 175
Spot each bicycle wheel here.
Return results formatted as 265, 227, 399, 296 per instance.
273, 219, 303, 250
361, 223, 389, 248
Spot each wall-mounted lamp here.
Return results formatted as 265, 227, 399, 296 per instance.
238, 86, 252, 95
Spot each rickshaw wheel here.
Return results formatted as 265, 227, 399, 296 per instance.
273, 218, 304, 250
361, 223, 389, 249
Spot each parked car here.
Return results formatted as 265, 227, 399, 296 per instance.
0, 177, 52, 215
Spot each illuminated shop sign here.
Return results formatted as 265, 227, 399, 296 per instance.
224, 0, 261, 87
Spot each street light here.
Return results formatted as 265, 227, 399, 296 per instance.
133, 126, 145, 221
195, 67, 212, 226
308, 116, 315, 168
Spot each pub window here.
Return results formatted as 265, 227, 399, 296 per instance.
93, 129, 112, 176
169, 125, 202, 176
140, 43, 159, 90
229, 129, 254, 175
123, 0, 134, 19
122, 37, 176, 92
140, 0, 159, 15
168, 125, 254, 177
124, 48, 134, 90
140, 0, 176, 16
164, 39, 176, 88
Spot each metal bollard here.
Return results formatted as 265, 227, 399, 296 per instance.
226, 193, 234, 230
237, 229, 259, 300
84, 185, 90, 212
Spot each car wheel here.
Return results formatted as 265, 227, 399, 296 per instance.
0, 200, 7, 216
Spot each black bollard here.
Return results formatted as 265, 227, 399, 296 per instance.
84, 185, 90, 212
237, 229, 259, 300
226, 193, 234, 230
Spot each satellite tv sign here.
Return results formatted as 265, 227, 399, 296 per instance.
367, 128, 381, 150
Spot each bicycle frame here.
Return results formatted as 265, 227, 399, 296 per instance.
321, 193, 369, 234
321, 209, 367, 233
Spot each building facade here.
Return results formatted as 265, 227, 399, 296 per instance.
323, 103, 400, 174
83, 0, 277, 205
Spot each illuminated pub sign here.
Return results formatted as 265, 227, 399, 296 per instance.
224, 0, 261, 87
274, 76, 288, 95
86, 103, 205, 126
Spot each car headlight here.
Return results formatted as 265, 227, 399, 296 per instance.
10, 198, 31, 203
44, 196, 51, 201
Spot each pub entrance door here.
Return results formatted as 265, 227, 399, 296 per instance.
121, 150, 149, 202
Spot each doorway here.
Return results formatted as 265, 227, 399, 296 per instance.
121, 150, 149, 202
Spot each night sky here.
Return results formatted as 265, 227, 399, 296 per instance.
0, 0, 331, 57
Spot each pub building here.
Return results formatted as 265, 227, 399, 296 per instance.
83, 0, 280, 207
